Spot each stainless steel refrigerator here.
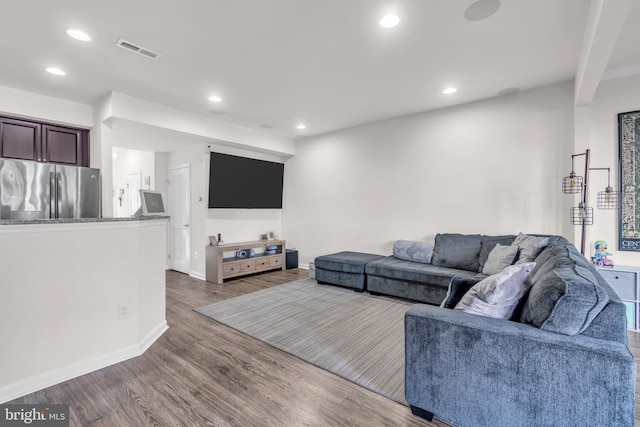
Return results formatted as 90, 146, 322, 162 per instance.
0, 159, 101, 220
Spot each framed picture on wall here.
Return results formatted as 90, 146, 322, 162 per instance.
619, 109, 640, 251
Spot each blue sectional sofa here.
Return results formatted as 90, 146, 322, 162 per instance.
314, 233, 635, 426
402, 233, 635, 427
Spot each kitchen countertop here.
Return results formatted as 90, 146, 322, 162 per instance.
0, 216, 169, 225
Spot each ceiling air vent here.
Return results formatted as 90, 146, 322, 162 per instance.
115, 39, 159, 59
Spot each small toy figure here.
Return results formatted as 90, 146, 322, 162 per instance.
591, 240, 614, 267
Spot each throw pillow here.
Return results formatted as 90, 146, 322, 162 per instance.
478, 235, 517, 272
431, 233, 482, 272
393, 240, 434, 264
454, 262, 536, 319
482, 244, 519, 275
511, 233, 549, 264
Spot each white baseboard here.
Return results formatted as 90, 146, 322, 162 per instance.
0, 321, 168, 404
190, 271, 206, 281
298, 263, 310, 270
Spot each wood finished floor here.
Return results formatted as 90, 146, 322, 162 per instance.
10, 269, 640, 426
10, 269, 441, 427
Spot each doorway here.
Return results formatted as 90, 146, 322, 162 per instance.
127, 171, 141, 216
168, 164, 190, 274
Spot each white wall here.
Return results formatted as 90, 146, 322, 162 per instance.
587, 74, 640, 267
0, 220, 168, 402
283, 82, 575, 266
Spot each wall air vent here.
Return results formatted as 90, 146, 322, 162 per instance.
115, 39, 159, 59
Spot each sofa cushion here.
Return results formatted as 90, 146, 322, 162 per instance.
482, 244, 519, 275
522, 264, 609, 335
314, 251, 384, 274
478, 235, 516, 272
455, 262, 536, 319
366, 256, 476, 288
393, 240, 433, 264
528, 243, 591, 287
512, 232, 549, 264
431, 233, 482, 272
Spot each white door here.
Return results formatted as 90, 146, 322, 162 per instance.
168, 165, 190, 274
127, 171, 141, 216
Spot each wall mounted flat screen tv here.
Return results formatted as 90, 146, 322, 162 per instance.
208, 152, 284, 209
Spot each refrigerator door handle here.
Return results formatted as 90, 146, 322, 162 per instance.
56, 172, 62, 218
49, 171, 56, 219
98, 176, 102, 218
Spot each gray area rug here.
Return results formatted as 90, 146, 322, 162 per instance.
194, 278, 413, 404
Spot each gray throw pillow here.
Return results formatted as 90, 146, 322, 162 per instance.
455, 262, 536, 319
393, 240, 433, 264
431, 233, 482, 272
478, 235, 516, 272
482, 244, 519, 275
511, 232, 549, 264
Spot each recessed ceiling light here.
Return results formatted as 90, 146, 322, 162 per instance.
208, 96, 222, 102
443, 87, 457, 94
296, 124, 306, 130
379, 14, 400, 28
46, 67, 66, 76
66, 29, 91, 42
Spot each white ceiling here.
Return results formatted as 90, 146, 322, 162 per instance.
0, 0, 638, 141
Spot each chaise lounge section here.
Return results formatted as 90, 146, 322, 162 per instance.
315, 251, 385, 292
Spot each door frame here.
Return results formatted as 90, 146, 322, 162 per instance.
167, 164, 191, 274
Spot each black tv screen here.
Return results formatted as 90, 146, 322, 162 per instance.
208, 152, 284, 209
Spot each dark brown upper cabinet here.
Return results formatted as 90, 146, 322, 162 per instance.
0, 115, 89, 167
43, 124, 89, 166
0, 117, 42, 162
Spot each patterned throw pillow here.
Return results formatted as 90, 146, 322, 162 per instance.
455, 262, 536, 319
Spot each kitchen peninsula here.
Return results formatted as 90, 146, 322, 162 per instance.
0, 217, 169, 403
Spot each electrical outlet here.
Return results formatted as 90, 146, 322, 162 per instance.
194, 251, 198, 260
118, 304, 130, 320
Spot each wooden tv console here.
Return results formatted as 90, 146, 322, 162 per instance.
205, 239, 285, 284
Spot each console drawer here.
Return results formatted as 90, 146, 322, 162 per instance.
223, 262, 242, 276
255, 258, 270, 269
270, 255, 283, 267
599, 270, 636, 300
240, 259, 256, 272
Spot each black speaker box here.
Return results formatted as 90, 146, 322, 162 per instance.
286, 249, 298, 269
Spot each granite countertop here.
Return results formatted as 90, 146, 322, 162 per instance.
0, 216, 170, 226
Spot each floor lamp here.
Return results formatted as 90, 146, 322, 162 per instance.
562, 149, 619, 255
